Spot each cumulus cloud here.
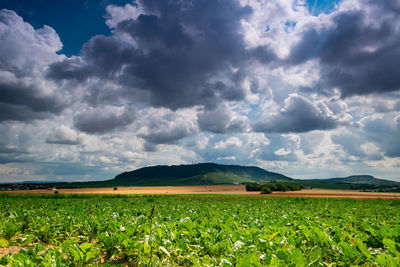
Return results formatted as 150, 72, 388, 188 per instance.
139, 109, 198, 151
0, 9, 62, 75
0, 71, 66, 122
331, 132, 384, 161
0, 9, 66, 122
217, 156, 237, 161
0, 124, 34, 164
361, 114, 400, 158
142, 124, 195, 145
214, 137, 243, 149
46, 0, 277, 110
45, 126, 81, 145
253, 94, 340, 133
105, 3, 146, 29
287, 0, 400, 97
74, 106, 137, 134
198, 103, 249, 133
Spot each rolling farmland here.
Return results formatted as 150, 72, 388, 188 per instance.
1, 194, 400, 265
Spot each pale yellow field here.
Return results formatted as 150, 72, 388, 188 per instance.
3, 185, 400, 199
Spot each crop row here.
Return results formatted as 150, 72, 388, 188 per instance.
0, 194, 399, 266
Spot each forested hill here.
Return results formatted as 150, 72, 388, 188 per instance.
112, 163, 292, 186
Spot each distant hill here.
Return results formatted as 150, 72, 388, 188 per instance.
2, 163, 399, 191
305, 175, 400, 186
112, 163, 292, 186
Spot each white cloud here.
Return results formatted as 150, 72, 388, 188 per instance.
0, 9, 63, 75
105, 3, 148, 29
214, 137, 243, 149
274, 148, 291, 156
217, 156, 237, 160
46, 126, 81, 145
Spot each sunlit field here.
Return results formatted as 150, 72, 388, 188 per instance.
1, 194, 399, 266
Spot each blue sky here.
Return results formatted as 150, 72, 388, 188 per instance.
0, 0, 340, 55
0, 0, 131, 56
0, 0, 400, 183
307, 0, 341, 15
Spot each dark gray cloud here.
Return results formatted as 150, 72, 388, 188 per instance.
46, 57, 91, 82
74, 106, 137, 134
0, 124, 36, 164
0, 103, 49, 122
0, 156, 30, 164
143, 142, 157, 152
253, 95, 337, 133
47, 0, 275, 110
45, 127, 81, 145
290, 7, 400, 97
198, 104, 248, 134
139, 112, 197, 151
372, 0, 400, 14
142, 126, 192, 145
0, 76, 65, 122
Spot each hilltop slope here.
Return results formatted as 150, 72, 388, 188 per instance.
112, 163, 292, 186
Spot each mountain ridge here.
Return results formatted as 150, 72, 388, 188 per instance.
110, 163, 399, 189
306, 175, 400, 186
2, 163, 399, 190
113, 162, 292, 186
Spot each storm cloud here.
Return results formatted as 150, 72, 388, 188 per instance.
45, 126, 81, 145
74, 106, 137, 134
139, 110, 197, 151
253, 95, 339, 133
198, 103, 249, 134
0, 73, 65, 122
46, 0, 275, 110
289, 2, 400, 97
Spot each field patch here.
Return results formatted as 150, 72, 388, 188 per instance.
0, 194, 400, 265
2, 186, 400, 199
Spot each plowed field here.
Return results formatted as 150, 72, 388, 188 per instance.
3, 186, 400, 199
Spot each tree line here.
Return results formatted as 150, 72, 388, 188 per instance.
246, 183, 302, 194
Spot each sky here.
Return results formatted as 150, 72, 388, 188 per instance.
0, 0, 400, 183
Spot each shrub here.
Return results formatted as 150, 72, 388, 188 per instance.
260, 185, 272, 194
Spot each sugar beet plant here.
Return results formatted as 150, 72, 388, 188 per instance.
0, 194, 400, 266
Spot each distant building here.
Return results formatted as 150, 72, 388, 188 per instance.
233, 182, 239, 185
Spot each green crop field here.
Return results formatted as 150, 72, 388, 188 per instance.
0, 194, 399, 266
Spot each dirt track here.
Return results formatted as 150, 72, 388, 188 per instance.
2, 185, 400, 199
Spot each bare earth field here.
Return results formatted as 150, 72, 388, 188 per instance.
2, 185, 400, 199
